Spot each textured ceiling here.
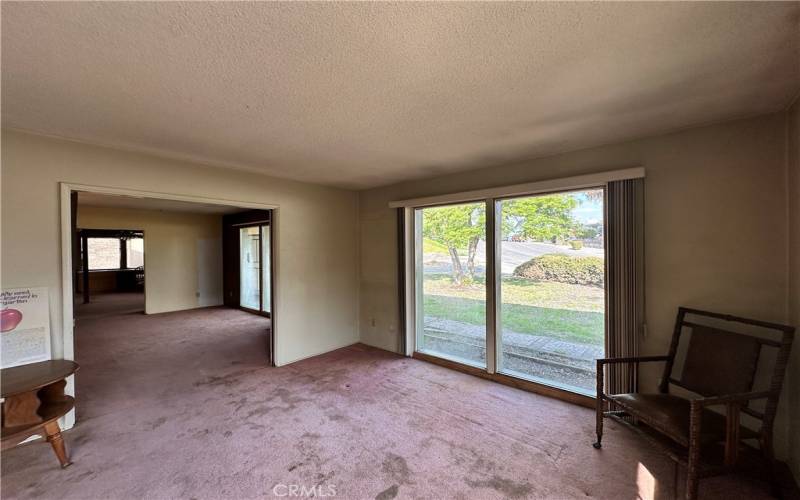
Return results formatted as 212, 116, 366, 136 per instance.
3, 2, 799, 189
78, 192, 243, 215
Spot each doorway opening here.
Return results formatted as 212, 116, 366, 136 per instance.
75, 229, 145, 320
62, 186, 277, 430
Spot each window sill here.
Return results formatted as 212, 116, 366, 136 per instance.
412, 350, 595, 408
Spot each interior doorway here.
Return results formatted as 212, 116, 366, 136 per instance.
60, 184, 278, 430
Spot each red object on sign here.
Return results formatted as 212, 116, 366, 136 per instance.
1, 308, 23, 332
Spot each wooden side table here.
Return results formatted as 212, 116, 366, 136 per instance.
1, 360, 79, 468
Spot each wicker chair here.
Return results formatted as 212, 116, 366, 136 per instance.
593, 307, 794, 499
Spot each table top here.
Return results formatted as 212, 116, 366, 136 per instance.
1, 360, 79, 398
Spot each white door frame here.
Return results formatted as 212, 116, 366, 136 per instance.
59, 182, 279, 429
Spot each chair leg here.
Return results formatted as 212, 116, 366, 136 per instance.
686, 404, 702, 500
761, 436, 781, 497
593, 396, 603, 449
686, 450, 699, 500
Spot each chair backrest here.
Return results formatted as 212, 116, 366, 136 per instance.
680, 325, 762, 396
660, 307, 794, 432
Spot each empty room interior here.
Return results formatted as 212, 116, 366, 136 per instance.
70, 192, 276, 420
1, 2, 799, 500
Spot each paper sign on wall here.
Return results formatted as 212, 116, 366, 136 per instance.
1, 287, 52, 368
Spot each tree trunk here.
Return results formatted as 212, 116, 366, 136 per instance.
448, 247, 464, 285
466, 236, 479, 279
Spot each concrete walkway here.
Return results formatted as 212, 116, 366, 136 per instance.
424, 316, 603, 363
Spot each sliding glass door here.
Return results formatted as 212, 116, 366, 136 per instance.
240, 225, 271, 314
497, 189, 605, 395
261, 228, 271, 313
240, 227, 260, 310
410, 188, 605, 396
415, 202, 486, 367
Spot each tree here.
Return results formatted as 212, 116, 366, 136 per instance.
422, 204, 484, 284
422, 193, 584, 284
504, 194, 579, 243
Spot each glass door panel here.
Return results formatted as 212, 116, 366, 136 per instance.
415, 202, 486, 367
240, 226, 260, 310
261, 226, 271, 313
497, 189, 605, 395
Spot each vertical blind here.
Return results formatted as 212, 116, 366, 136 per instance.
605, 178, 645, 397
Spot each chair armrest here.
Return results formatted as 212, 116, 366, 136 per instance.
597, 355, 670, 365
595, 356, 670, 399
693, 391, 772, 407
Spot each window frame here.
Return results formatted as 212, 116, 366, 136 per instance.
85, 236, 124, 271
81, 230, 144, 272
492, 186, 608, 397
124, 237, 145, 269
399, 170, 637, 406
412, 199, 495, 373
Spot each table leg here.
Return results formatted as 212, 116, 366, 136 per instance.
43, 421, 72, 468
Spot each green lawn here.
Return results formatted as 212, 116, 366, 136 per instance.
424, 274, 604, 313
423, 274, 604, 345
423, 238, 449, 254
422, 238, 469, 256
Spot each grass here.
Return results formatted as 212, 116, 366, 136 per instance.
424, 274, 603, 312
422, 273, 604, 345
423, 238, 449, 254
422, 238, 468, 255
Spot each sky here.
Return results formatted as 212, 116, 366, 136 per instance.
571, 192, 603, 224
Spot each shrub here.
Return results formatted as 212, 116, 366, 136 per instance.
513, 254, 604, 287
569, 240, 584, 250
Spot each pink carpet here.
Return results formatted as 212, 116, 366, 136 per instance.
0, 307, 784, 499
74, 292, 145, 320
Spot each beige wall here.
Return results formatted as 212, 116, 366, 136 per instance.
358, 113, 792, 458
788, 97, 800, 479
77, 206, 223, 314
1, 129, 360, 366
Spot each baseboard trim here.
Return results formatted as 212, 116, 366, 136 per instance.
276, 340, 361, 367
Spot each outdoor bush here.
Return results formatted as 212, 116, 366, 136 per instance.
569, 240, 584, 250
513, 254, 604, 287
